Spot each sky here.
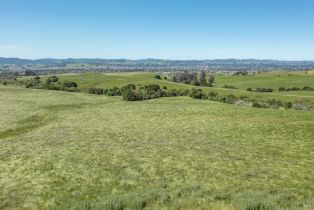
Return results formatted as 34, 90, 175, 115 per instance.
1, 0, 314, 60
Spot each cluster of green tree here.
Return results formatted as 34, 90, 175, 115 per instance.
154, 74, 167, 80
222, 85, 237, 89
246, 87, 274, 92
169, 71, 215, 87
232, 71, 248, 76
24, 75, 78, 92
87, 84, 190, 101
278, 86, 314, 91
190, 88, 296, 110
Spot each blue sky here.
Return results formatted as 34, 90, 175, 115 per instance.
1, 0, 314, 60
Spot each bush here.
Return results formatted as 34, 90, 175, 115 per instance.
46, 75, 59, 84
223, 85, 237, 89
122, 89, 143, 101
252, 101, 264, 108
284, 102, 293, 109
154, 75, 161, 80
191, 80, 200, 86
3, 81, 7, 86
278, 87, 285, 92
254, 88, 273, 92
190, 89, 205, 99
246, 88, 252, 91
88, 87, 104, 95
63, 81, 78, 88
106, 87, 121, 96
145, 84, 161, 93
120, 84, 136, 94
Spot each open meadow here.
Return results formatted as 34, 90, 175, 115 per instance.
1, 72, 314, 209
38, 71, 314, 104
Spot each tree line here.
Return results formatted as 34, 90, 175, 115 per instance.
169, 71, 215, 87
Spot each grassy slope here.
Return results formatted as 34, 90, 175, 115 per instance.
0, 86, 313, 209
49, 71, 314, 104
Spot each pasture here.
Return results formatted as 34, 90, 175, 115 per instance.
0, 84, 314, 209
44, 71, 314, 104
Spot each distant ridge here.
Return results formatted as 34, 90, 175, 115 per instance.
1, 57, 314, 71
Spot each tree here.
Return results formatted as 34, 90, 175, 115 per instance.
63, 81, 78, 88
46, 76, 59, 84
190, 89, 205, 99
154, 75, 161, 79
199, 71, 206, 86
208, 74, 215, 83
122, 89, 142, 101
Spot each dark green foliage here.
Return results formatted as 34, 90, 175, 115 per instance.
163, 86, 167, 89
233, 71, 248, 76
2, 81, 7, 85
278, 86, 314, 91
24, 70, 36, 76
278, 87, 285, 92
63, 81, 78, 88
208, 74, 215, 83
223, 85, 237, 89
46, 75, 59, 84
87, 87, 104, 95
284, 102, 293, 109
190, 89, 205, 99
191, 79, 200, 86
120, 84, 136, 94
199, 71, 206, 86
145, 84, 161, 93
105, 87, 121, 96
254, 88, 273, 92
247, 88, 253, 91
122, 89, 143, 101
252, 101, 264, 108
154, 75, 161, 79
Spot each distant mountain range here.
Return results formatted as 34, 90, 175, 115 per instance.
1, 57, 314, 71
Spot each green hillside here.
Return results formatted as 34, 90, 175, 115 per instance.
1, 85, 313, 209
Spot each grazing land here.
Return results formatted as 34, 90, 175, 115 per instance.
40, 71, 314, 103
1, 71, 314, 209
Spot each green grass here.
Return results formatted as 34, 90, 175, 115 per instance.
0, 85, 313, 209
215, 71, 314, 91
43, 71, 314, 104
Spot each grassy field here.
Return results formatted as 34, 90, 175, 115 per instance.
1, 85, 314, 210
38, 71, 314, 104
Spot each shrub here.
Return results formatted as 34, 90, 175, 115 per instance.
145, 84, 161, 93
252, 101, 264, 108
122, 89, 143, 101
284, 102, 293, 109
88, 87, 104, 95
120, 84, 136, 94
191, 80, 200, 86
278, 87, 285, 92
154, 75, 161, 80
246, 88, 252, 91
46, 75, 59, 84
63, 81, 78, 88
223, 85, 237, 89
254, 88, 273, 92
190, 89, 205, 99
3, 81, 7, 85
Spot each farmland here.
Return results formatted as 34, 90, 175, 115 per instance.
1, 71, 314, 210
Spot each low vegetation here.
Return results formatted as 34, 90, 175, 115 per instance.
1, 86, 313, 209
